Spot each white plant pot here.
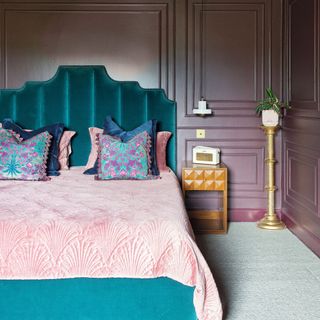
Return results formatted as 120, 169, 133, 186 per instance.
262, 110, 279, 127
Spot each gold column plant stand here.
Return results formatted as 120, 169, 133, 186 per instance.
255, 88, 290, 230
257, 125, 285, 230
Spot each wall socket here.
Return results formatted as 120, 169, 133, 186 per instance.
196, 129, 206, 139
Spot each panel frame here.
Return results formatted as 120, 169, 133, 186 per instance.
284, 140, 320, 218
176, 127, 284, 210
178, 0, 272, 127
0, 1, 175, 100
287, 0, 320, 116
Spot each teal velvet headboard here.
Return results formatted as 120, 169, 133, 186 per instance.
0, 66, 176, 172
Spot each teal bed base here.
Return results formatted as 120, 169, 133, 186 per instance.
0, 67, 195, 319
0, 277, 196, 320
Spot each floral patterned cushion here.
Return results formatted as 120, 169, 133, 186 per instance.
2, 119, 64, 176
96, 131, 152, 180
0, 128, 21, 144
0, 131, 51, 181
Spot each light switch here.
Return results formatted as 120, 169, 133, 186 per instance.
196, 129, 205, 139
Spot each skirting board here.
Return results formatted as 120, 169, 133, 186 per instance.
281, 212, 320, 258
229, 209, 270, 222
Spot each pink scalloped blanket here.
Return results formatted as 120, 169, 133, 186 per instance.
0, 167, 222, 320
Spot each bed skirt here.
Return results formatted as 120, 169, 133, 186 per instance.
0, 277, 196, 320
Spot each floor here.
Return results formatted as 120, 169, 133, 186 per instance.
196, 223, 320, 320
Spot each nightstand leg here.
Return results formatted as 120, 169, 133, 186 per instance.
223, 176, 228, 233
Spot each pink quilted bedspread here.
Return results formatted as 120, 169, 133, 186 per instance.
0, 168, 222, 320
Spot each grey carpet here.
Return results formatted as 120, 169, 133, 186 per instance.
196, 223, 320, 320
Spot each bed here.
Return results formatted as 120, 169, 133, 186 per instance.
0, 66, 222, 320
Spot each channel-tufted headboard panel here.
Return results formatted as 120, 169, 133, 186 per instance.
0, 66, 177, 172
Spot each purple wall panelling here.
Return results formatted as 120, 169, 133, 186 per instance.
0, 0, 283, 221
177, 0, 283, 216
0, 1, 175, 96
1, 0, 317, 255
282, 0, 320, 256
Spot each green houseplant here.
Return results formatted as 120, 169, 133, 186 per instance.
256, 88, 290, 126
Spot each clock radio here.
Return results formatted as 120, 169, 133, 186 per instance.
192, 146, 220, 165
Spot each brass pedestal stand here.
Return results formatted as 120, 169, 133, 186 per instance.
257, 125, 285, 230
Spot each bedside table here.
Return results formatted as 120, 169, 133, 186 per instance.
182, 161, 228, 234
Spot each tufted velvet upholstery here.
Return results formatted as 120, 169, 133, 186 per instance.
0, 66, 176, 172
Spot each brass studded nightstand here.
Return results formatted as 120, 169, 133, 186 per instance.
182, 161, 228, 234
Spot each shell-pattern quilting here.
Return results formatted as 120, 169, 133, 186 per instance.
57, 237, 105, 277
202, 269, 224, 318
0, 167, 222, 320
154, 241, 175, 276
137, 220, 178, 275
0, 254, 10, 277
138, 219, 178, 261
0, 221, 29, 260
164, 241, 197, 286
36, 220, 81, 260
85, 219, 131, 260
8, 239, 55, 278
109, 236, 155, 277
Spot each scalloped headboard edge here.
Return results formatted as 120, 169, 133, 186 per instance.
0, 66, 177, 172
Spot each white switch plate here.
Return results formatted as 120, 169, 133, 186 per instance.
196, 129, 205, 139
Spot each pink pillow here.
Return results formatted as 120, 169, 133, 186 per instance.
85, 127, 104, 170
58, 130, 76, 170
156, 131, 172, 172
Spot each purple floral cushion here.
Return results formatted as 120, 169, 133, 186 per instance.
96, 131, 152, 180
0, 128, 21, 144
0, 131, 51, 181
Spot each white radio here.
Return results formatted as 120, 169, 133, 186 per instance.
192, 146, 220, 165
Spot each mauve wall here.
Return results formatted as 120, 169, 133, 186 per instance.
0, 0, 283, 220
282, 0, 320, 255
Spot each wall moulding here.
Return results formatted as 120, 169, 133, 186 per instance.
185, 142, 265, 192
178, 0, 272, 128
288, 0, 319, 112
283, 128, 320, 150
284, 140, 320, 218
178, 124, 282, 210
0, 6, 4, 88
0, 1, 174, 99
282, 0, 320, 254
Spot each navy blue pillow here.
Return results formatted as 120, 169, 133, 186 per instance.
84, 116, 159, 176
2, 119, 64, 176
